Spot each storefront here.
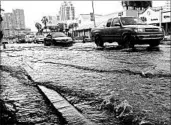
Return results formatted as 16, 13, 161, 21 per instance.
139, 7, 171, 35
162, 11, 171, 35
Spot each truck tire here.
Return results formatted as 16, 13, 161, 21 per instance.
44, 40, 51, 46
121, 34, 134, 48
149, 40, 160, 47
95, 35, 104, 47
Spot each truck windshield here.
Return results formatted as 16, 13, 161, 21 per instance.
120, 17, 146, 25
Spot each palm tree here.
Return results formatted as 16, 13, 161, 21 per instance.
35, 22, 42, 34
69, 23, 78, 30
41, 16, 48, 31
48, 26, 58, 32
69, 23, 73, 30
122, 1, 152, 10
56, 23, 64, 32
69, 23, 74, 37
69, 23, 78, 37
121, 1, 129, 10
57, 23, 68, 32
73, 23, 78, 29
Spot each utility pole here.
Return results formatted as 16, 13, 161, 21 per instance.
159, 6, 163, 28
92, 0, 96, 27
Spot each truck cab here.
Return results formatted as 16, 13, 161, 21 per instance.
91, 16, 164, 48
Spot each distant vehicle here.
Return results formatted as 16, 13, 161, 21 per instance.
83, 36, 91, 43
25, 35, 35, 43
35, 35, 44, 43
44, 32, 73, 46
1, 39, 8, 44
91, 16, 165, 48
17, 34, 26, 43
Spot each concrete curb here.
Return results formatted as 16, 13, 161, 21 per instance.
37, 85, 95, 125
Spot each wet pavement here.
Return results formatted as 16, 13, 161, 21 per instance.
38, 85, 95, 125
0, 42, 171, 125
0, 65, 61, 124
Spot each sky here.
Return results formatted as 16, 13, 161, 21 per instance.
1, 1, 167, 31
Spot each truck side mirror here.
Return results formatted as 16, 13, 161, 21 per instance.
106, 22, 111, 27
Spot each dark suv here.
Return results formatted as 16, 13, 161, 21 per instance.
91, 16, 164, 48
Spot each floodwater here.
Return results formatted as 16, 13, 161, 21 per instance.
1, 42, 170, 124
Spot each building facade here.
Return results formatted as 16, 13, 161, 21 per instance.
73, 1, 171, 38
164, 0, 170, 11
46, 15, 58, 25
13, 9, 25, 29
59, 1, 75, 21
2, 13, 14, 29
139, 7, 171, 35
56, 15, 60, 21
2, 13, 15, 38
2, 9, 26, 38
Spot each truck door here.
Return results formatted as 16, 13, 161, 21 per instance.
102, 18, 113, 41
110, 18, 122, 41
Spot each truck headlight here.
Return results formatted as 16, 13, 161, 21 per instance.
159, 27, 163, 32
67, 38, 72, 41
134, 28, 145, 32
64, 39, 70, 42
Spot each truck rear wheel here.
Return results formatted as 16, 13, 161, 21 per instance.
95, 35, 104, 47
44, 40, 51, 46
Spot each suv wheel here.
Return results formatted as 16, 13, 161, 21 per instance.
95, 35, 104, 47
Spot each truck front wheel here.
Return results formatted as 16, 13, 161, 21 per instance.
149, 40, 160, 47
95, 35, 104, 47
121, 34, 134, 48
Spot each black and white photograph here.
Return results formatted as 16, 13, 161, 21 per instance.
0, 0, 170, 125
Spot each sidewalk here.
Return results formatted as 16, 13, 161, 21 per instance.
0, 64, 95, 125
0, 65, 62, 125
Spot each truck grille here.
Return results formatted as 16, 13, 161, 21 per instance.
145, 28, 159, 32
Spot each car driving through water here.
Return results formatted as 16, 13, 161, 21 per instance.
44, 32, 73, 46
91, 16, 165, 48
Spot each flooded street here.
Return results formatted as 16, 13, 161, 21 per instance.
1, 42, 171, 124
